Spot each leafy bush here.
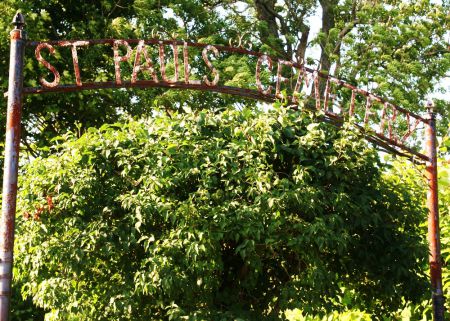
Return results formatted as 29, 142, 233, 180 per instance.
284, 308, 371, 321
14, 106, 427, 320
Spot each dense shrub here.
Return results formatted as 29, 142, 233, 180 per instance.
14, 106, 427, 320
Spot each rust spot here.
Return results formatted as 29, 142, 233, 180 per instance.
430, 261, 442, 289
1, 193, 17, 251
10, 30, 20, 40
6, 102, 22, 131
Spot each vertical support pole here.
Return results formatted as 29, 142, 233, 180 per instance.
0, 13, 26, 321
425, 100, 445, 321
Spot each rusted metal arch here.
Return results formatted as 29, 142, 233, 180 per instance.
0, 13, 445, 321
25, 38, 427, 123
18, 38, 430, 163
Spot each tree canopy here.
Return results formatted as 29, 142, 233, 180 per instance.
0, 0, 448, 151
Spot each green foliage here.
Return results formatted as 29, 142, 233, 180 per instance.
284, 308, 371, 321
10, 287, 45, 321
438, 131, 450, 314
338, 0, 449, 115
14, 106, 427, 320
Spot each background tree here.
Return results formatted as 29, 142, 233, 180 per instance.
0, 0, 448, 154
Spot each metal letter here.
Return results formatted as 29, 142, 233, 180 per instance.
113, 40, 132, 85
349, 89, 356, 116
363, 96, 374, 125
275, 60, 292, 99
159, 41, 179, 83
323, 78, 332, 112
379, 102, 399, 142
202, 45, 219, 86
183, 42, 200, 85
292, 66, 310, 104
132, 40, 158, 84
183, 42, 190, 84
256, 55, 273, 95
312, 71, 321, 110
35, 42, 60, 88
70, 41, 89, 86
401, 113, 421, 143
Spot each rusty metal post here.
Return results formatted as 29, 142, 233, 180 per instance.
425, 100, 445, 321
0, 13, 26, 321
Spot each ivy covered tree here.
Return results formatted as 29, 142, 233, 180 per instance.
14, 106, 428, 320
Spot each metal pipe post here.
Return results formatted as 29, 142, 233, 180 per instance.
0, 13, 26, 321
425, 101, 445, 321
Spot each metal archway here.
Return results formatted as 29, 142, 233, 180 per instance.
0, 13, 444, 321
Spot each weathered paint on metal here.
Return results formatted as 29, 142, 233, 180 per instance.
70, 42, 86, 86
202, 45, 219, 86
24, 80, 274, 102
132, 40, 158, 84
401, 113, 421, 143
425, 101, 445, 321
183, 41, 190, 84
323, 78, 331, 112
349, 89, 356, 116
256, 55, 273, 95
0, 13, 26, 321
379, 102, 396, 141
275, 60, 291, 99
363, 96, 373, 125
35, 42, 60, 87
